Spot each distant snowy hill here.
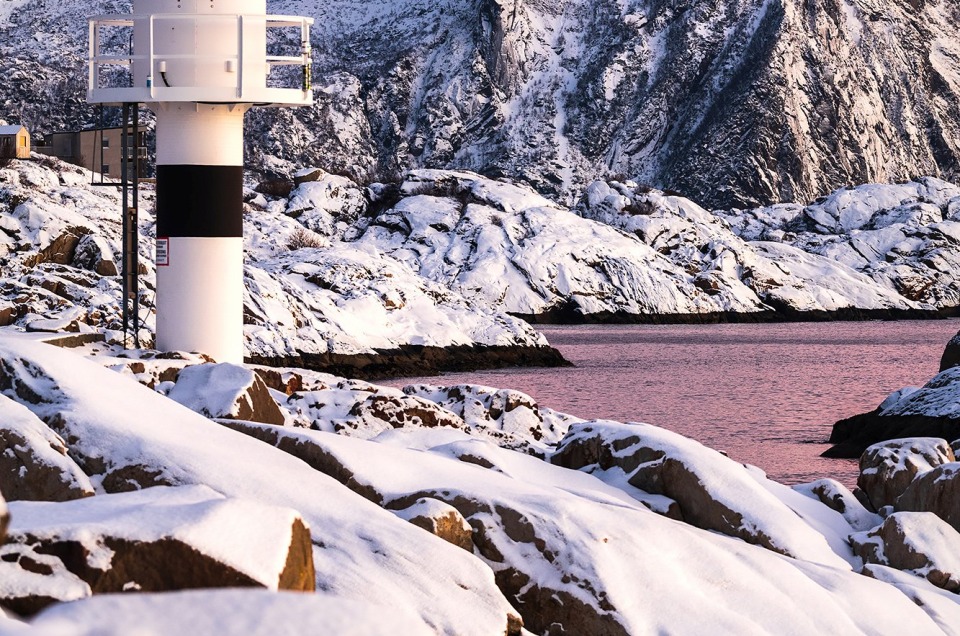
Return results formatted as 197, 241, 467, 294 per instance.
1, 0, 959, 208
0, 157, 562, 376
2, 156, 959, 373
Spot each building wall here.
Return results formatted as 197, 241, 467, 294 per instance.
37, 129, 146, 179
0, 128, 30, 159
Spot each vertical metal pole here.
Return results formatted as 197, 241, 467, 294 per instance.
121, 103, 130, 347
131, 104, 140, 348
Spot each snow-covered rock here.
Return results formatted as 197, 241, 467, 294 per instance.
792, 478, 880, 532
717, 178, 960, 310
351, 170, 743, 319
4, 334, 960, 632
0, 393, 94, 502
0, 336, 523, 635
857, 438, 956, 510
0, 158, 558, 375
551, 420, 852, 566
859, 564, 960, 635
228, 422, 952, 635
2, 486, 314, 615
827, 364, 960, 458
166, 363, 285, 426
0, 541, 91, 617
392, 497, 475, 552
851, 511, 960, 593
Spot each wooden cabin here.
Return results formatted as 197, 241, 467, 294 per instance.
0, 125, 30, 159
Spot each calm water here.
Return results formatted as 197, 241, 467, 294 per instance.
385, 320, 960, 487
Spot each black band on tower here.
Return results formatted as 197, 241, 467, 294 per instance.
156, 165, 244, 237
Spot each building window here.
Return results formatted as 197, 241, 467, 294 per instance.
20, 136, 26, 147
102, 138, 110, 148
102, 165, 110, 175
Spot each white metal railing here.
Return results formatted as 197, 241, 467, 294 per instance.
88, 13, 313, 105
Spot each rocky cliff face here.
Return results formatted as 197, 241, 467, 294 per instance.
1, 0, 958, 208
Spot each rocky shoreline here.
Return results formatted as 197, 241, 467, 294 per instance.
516, 306, 960, 325
825, 329, 960, 458
246, 343, 571, 381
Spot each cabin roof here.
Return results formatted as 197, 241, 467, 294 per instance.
0, 125, 26, 136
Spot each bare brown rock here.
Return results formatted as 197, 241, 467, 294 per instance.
896, 463, 960, 532
23, 229, 87, 268
394, 497, 474, 552
850, 511, 960, 593
857, 438, 954, 510
0, 493, 7, 543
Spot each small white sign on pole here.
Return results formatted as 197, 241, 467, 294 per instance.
156, 237, 169, 266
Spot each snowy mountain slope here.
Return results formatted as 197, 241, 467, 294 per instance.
4, 156, 960, 365
0, 157, 558, 374
1, 0, 958, 208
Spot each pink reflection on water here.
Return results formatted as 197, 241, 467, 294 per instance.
384, 320, 960, 487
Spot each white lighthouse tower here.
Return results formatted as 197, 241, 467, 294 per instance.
87, 0, 313, 363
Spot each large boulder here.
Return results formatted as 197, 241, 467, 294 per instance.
1, 485, 314, 616
166, 363, 285, 425
897, 463, 960, 533
72, 234, 117, 277
244, 424, 949, 635
0, 394, 95, 502
851, 512, 960, 592
857, 438, 955, 510
551, 421, 849, 566
940, 331, 960, 372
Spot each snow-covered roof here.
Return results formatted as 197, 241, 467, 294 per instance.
0, 125, 26, 136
